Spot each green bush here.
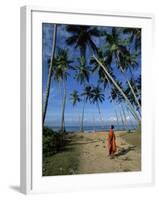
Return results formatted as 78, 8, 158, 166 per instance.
43, 127, 67, 157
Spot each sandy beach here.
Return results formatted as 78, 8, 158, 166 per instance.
73, 131, 140, 174
43, 130, 141, 176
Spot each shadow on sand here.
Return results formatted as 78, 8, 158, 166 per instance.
115, 146, 136, 157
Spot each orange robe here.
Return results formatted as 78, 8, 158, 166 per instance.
107, 128, 117, 155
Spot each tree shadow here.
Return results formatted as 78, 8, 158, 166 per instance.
67, 140, 99, 146
115, 146, 136, 157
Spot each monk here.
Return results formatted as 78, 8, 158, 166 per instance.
107, 125, 117, 157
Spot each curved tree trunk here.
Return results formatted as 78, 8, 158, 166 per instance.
80, 98, 86, 132
61, 80, 67, 132
92, 55, 141, 123
43, 24, 57, 124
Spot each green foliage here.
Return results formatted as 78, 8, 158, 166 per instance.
43, 127, 68, 158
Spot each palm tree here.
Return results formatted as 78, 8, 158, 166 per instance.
115, 110, 120, 129
72, 56, 91, 132
70, 90, 81, 106
121, 105, 128, 131
66, 25, 100, 58
53, 48, 73, 132
104, 28, 141, 110
123, 28, 141, 51
124, 77, 141, 117
43, 24, 57, 124
119, 110, 126, 131
91, 48, 111, 89
74, 56, 90, 85
70, 90, 81, 131
80, 85, 93, 132
92, 55, 141, 123
90, 85, 105, 126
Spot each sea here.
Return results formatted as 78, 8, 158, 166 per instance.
49, 124, 137, 133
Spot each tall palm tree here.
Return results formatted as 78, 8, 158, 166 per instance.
66, 25, 100, 58
74, 56, 90, 85
90, 48, 111, 89
104, 27, 141, 110
121, 105, 128, 131
80, 85, 93, 132
70, 90, 81, 131
70, 90, 81, 106
123, 28, 141, 51
53, 48, 73, 132
43, 24, 57, 124
72, 56, 91, 132
90, 85, 105, 126
119, 110, 126, 131
92, 55, 141, 123
115, 110, 120, 129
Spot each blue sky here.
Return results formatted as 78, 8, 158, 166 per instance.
42, 23, 141, 128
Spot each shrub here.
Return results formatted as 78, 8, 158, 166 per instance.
43, 127, 67, 157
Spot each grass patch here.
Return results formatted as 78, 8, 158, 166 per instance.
43, 144, 80, 176
43, 127, 80, 176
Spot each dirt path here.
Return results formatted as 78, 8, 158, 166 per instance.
71, 132, 141, 174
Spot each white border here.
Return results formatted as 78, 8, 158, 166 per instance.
20, 6, 154, 194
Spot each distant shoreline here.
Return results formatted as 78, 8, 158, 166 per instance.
47, 126, 137, 133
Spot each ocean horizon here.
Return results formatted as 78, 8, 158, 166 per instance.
48, 124, 137, 133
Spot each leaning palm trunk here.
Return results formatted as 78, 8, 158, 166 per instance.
43, 24, 57, 124
127, 107, 137, 129
92, 55, 141, 123
116, 53, 141, 111
121, 105, 128, 131
80, 98, 86, 132
115, 110, 120, 129
120, 110, 126, 130
92, 116, 96, 132
60, 80, 67, 132
96, 102, 104, 127
129, 67, 140, 98
121, 67, 141, 111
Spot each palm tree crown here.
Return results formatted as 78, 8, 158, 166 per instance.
53, 48, 73, 81
90, 85, 105, 104
74, 56, 90, 85
66, 25, 100, 57
70, 90, 81, 106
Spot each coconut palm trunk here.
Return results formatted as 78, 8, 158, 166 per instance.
61, 80, 67, 132
116, 53, 141, 110
92, 54, 141, 123
80, 98, 86, 132
126, 107, 137, 130
115, 110, 120, 129
93, 116, 96, 132
120, 110, 126, 130
129, 67, 140, 97
43, 24, 57, 124
96, 102, 104, 127
121, 105, 128, 131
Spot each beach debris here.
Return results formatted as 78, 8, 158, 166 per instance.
122, 156, 131, 161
